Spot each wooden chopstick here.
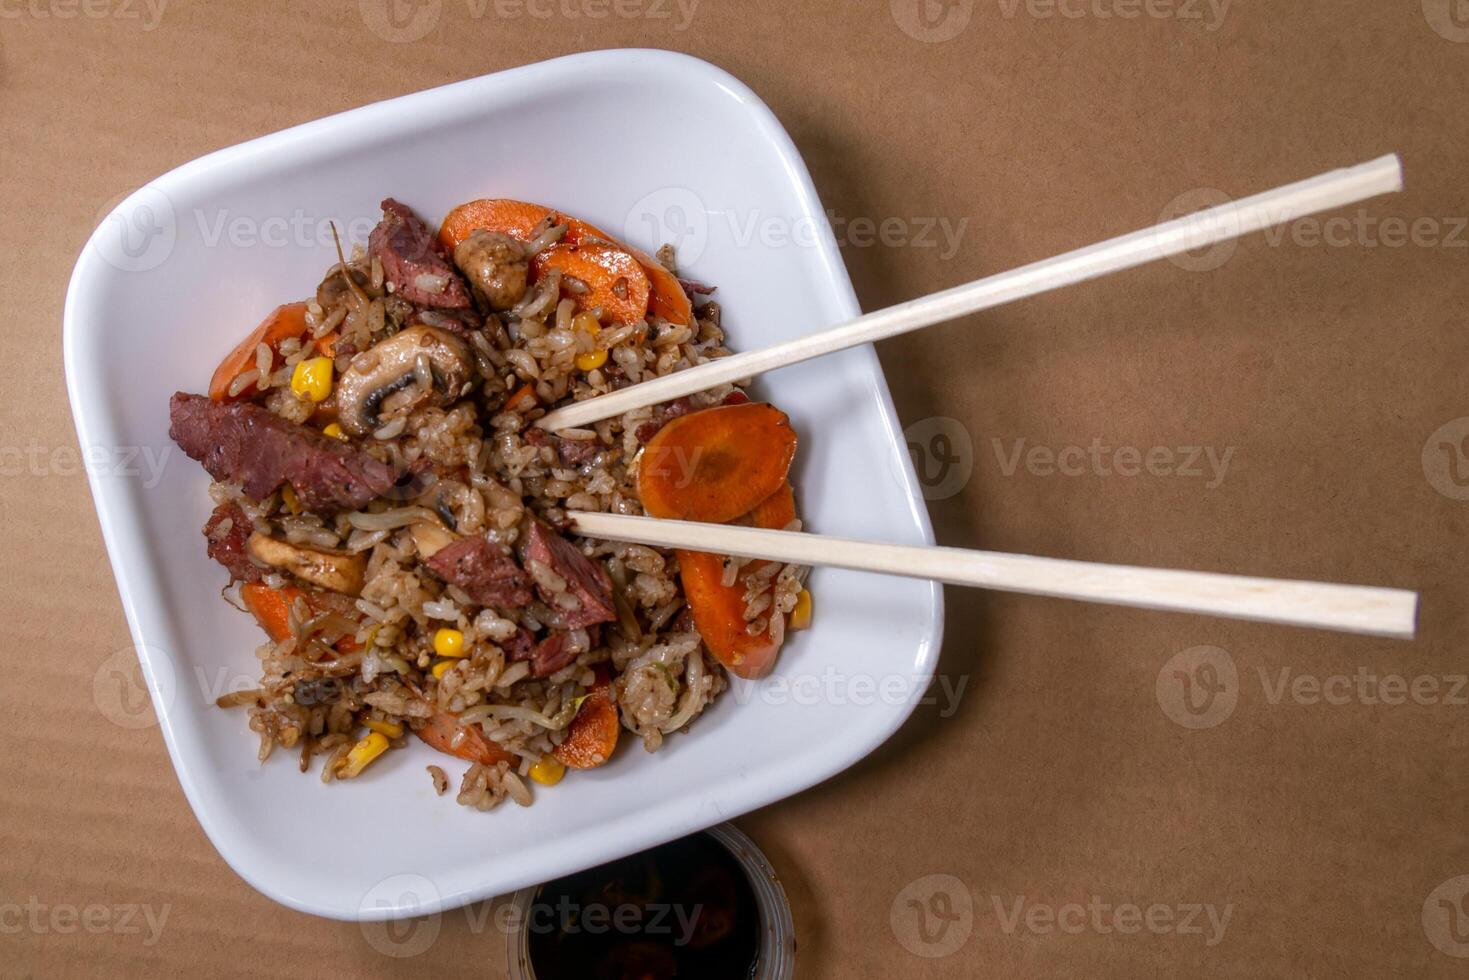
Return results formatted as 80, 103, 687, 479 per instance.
569, 512, 1418, 639
538, 155, 1403, 431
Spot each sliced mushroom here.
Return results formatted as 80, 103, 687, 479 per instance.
316, 264, 370, 311
334, 325, 474, 436
409, 521, 459, 559
246, 532, 367, 596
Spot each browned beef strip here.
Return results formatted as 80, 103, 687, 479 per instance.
423, 536, 533, 609
202, 501, 261, 583
676, 276, 717, 296
529, 631, 579, 677
168, 393, 396, 512
633, 396, 696, 444
502, 626, 536, 663
523, 521, 616, 629
523, 426, 604, 467
632, 392, 746, 444
368, 199, 470, 309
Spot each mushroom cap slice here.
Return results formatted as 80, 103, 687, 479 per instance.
335, 325, 475, 436
409, 521, 459, 559
246, 531, 367, 596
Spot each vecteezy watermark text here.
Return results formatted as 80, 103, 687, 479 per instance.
992, 438, 1235, 488
724, 210, 969, 260
1159, 189, 1467, 274
1257, 667, 1469, 707
727, 668, 968, 718
472, 0, 698, 30
358, 0, 697, 42
889, 875, 1232, 958
0, 0, 166, 29
522, 895, 703, 945
1157, 646, 1469, 731
358, 880, 710, 958
996, 0, 1230, 31
0, 899, 169, 946
991, 894, 1232, 945
624, 187, 970, 268
0, 443, 171, 488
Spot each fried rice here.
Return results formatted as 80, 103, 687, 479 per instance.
174, 198, 807, 810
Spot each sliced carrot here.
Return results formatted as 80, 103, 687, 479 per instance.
209, 302, 309, 401
730, 480, 795, 573
553, 666, 619, 769
745, 480, 796, 532
438, 198, 548, 249
676, 482, 798, 680
238, 582, 361, 652
438, 199, 693, 325
534, 242, 650, 326
239, 582, 301, 642
638, 254, 695, 328
503, 382, 538, 414
638, 403, 797, 524
416, 711, 516, 767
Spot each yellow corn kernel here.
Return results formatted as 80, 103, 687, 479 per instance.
431, 660, 454, 680
365, 719, 403, 739
322, 422, 347, 441
280, 483, 301, 515
433, 628, 466, 658
789, 589, 813, 630
572, 311, 601, 336
575, 349, 609, 372
529, 756, 566, 786
290, 356, 334, 403
340, 732, 389, 777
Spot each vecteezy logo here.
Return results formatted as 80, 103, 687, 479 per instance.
903, 417, 975, 500
1423, 0, 1469, 42
624, 187, 709, 268
1423, 875, 1469, 957
1156, 646, 1238, 730
1422, 417, 1469, 501
359, 0, 442, 42
92, 187, 176, 273
890, 0, 974, 42
359, 874, 443, 957
890, 874, 974, 958
92, 644, 176, 730
1156, 187, 1238, 272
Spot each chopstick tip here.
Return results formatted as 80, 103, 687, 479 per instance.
1369, 152, 1405, 193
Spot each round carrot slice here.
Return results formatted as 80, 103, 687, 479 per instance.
744, 480, 796, 531
416, 711, 515, 767
438, 198, 549, 251
676, 480, 799, 680
678, 551, 781, 679
209, 302, 310, 401
638, 403, 798, 524
534, 242, 651, 326
438, 198, 693, 325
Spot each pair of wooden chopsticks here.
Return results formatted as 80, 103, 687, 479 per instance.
551, 155, 1416, 639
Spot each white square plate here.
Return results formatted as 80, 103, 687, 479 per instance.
64, 50, 942, 921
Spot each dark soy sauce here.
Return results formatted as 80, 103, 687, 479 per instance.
526, 831, 762, 979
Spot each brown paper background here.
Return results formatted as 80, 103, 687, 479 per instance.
5, 1, 1468, 976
